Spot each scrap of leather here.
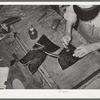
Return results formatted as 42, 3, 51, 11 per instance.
28, 52, 47, 74
20, 45, 46, 64
58, 44, 80, 70
20, 34, 60, 64
34, 34, 60, 53
19, 34, 60, 74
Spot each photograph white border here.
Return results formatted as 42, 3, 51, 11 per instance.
0, 1, 100, 98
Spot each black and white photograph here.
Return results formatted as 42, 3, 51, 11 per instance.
1, 2, 100, 91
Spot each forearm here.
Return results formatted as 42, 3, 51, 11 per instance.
90, 42, 100, 51
65, 20, 73, 36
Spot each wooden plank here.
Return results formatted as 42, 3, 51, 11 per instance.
80, 71, 100, 89
85, 75, 100, 89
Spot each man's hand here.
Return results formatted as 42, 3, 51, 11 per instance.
73, 44, 95, 58
61, 35, 71, 48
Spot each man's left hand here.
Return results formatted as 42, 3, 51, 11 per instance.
73, 44, 95, 58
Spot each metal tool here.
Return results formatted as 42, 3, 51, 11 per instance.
1, 17, 21, 26
45, 52, 59, 58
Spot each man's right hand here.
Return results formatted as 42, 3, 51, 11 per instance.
61, 35, 71, 48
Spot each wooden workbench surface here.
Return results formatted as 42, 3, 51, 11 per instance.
1, 5, 100, 89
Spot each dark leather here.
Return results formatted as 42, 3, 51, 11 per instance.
20, 44, 46, 64
28, 51, 47, 74
34, 34, 60, 53
10, 47, 47, 75
10, 53, 19, 66
19, 34, 60, 74
58, 44, 80, 70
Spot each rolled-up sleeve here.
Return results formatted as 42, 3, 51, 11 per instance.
64, 5, 77, 24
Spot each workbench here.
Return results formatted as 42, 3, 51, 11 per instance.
1, 5, 100, 89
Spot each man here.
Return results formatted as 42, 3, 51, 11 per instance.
62, 5, 100, 58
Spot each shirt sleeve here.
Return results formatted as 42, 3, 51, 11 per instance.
64, 5, 77, 24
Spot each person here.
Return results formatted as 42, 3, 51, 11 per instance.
62, 5, 100, 58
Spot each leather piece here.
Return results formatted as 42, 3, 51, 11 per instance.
20, 34, 60, 74
58, 44, 80, 70
20, 44, 46, 64
20, 34, 60, 64
34, 34, 60, 53
20, 45, 47, 74
28, 52, 47, 74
